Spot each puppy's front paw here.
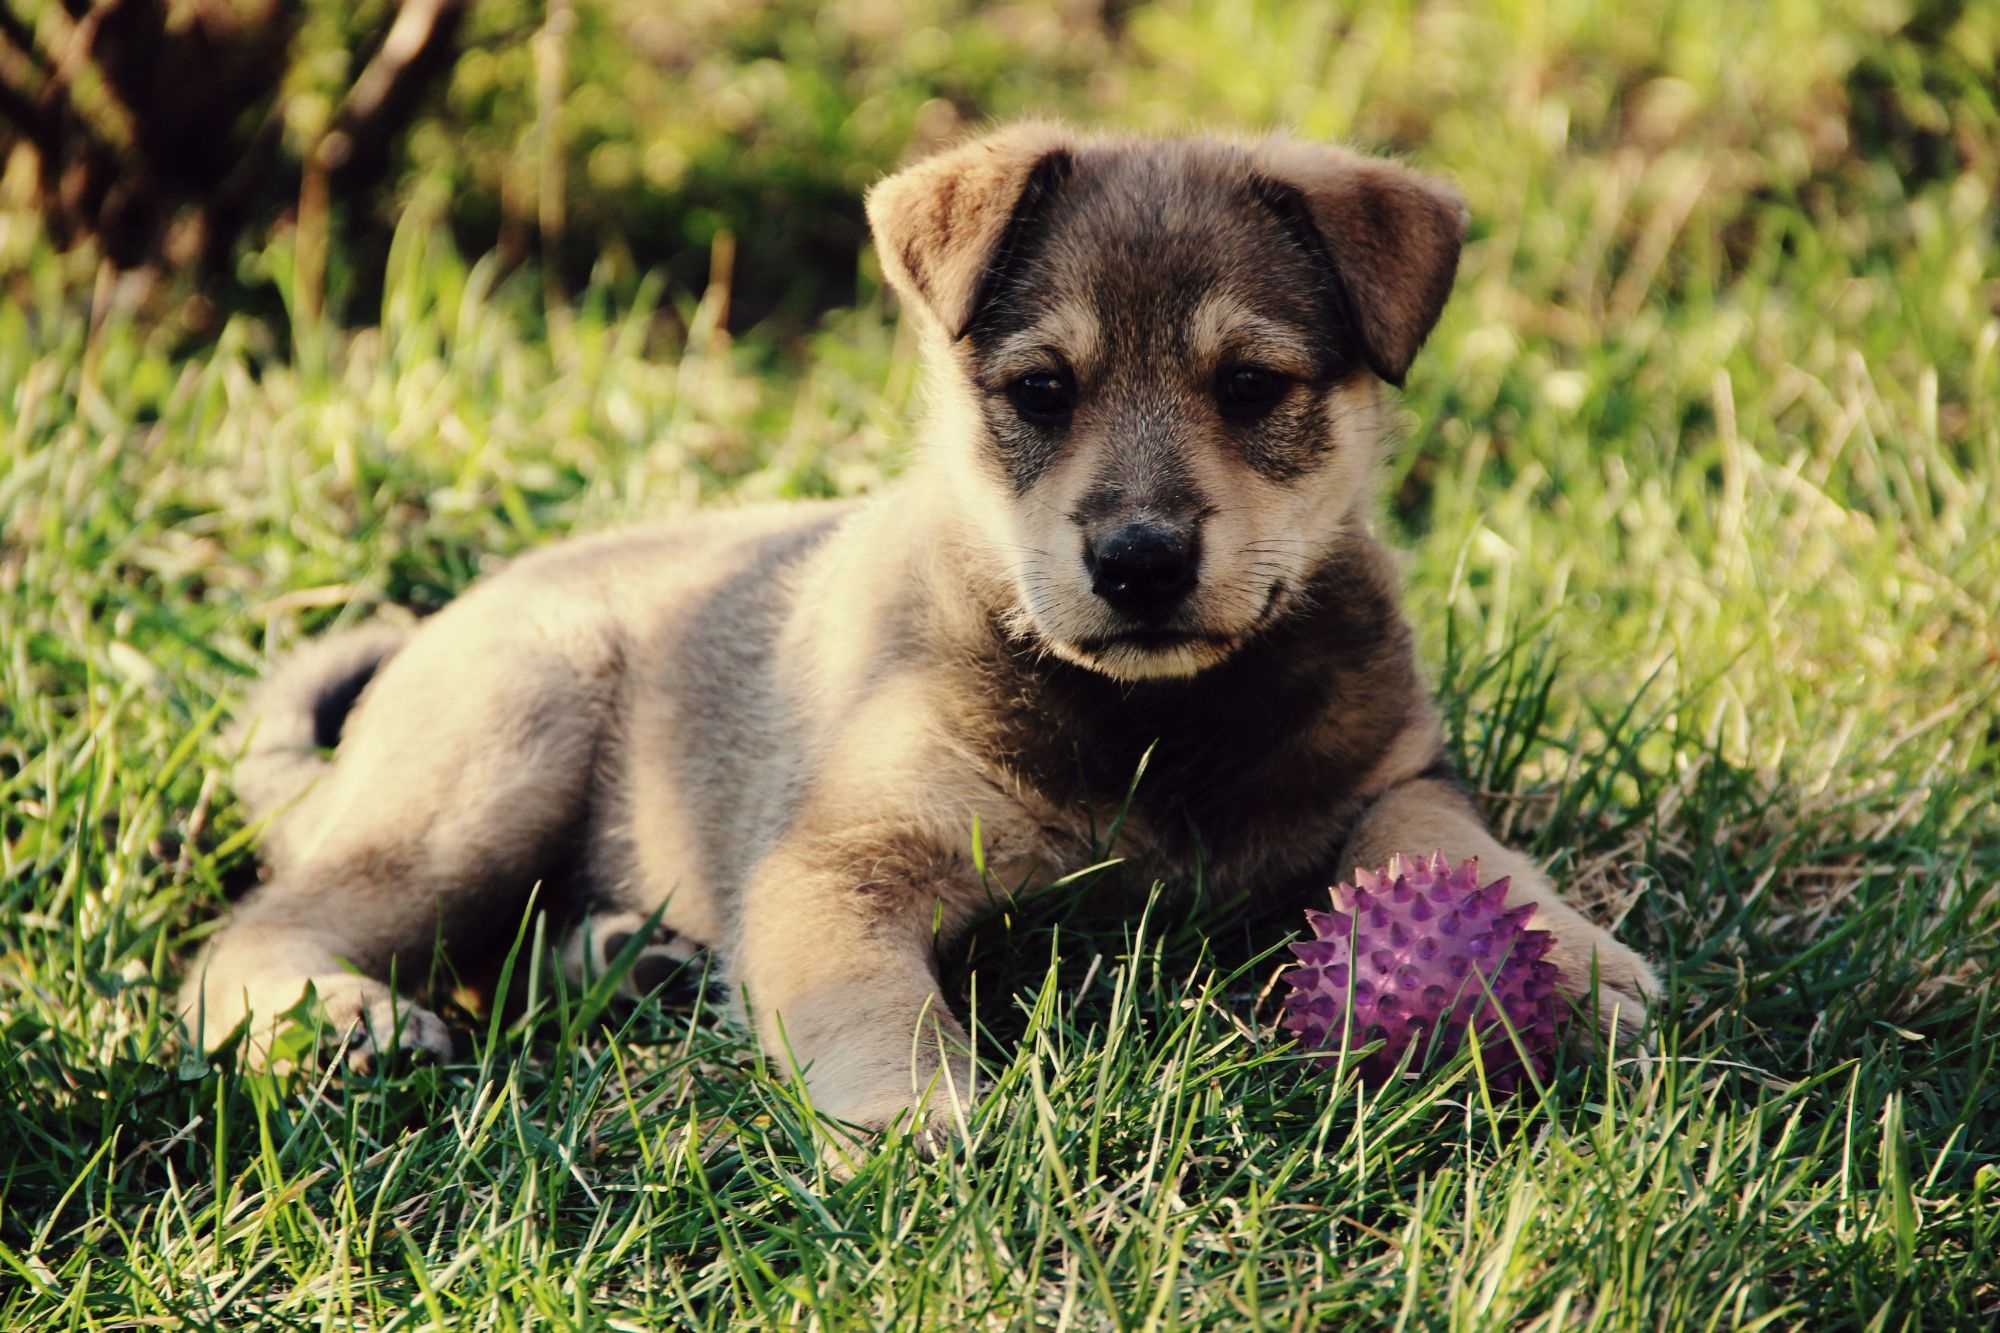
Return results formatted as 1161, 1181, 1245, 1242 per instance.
809, 1058, 978, 1177
1526, 908, 1657, 1042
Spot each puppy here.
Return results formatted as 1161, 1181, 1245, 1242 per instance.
180, 124, 1657, 1147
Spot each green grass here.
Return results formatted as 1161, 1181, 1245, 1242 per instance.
4, 1, 1999, 1327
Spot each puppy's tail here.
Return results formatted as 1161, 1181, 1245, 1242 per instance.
228, 622, 412, 826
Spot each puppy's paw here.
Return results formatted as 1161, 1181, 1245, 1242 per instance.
1526, 909, 1657, 1043
181, 973, 451, 1072
559, 911, 702, 1000
327, 985, 454, 1073
809, 1061, 978, 1179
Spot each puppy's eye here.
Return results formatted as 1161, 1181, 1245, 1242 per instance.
1010, 371, 1075, 423
1217, 365, 1288, 416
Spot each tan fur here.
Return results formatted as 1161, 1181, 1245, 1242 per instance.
181, 123, 1655, 1149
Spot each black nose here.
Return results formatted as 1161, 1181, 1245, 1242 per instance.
1085, 523, 1199, 617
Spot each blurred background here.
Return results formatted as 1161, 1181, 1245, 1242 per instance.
2, 0, 1994, 338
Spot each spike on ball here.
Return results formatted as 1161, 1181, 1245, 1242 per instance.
1280, 851, 1564, 1092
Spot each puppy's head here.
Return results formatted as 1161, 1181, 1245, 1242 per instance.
869, 124, 1466, 680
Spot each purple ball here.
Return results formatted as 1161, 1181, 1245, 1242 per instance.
1279, 851, 1563, 1091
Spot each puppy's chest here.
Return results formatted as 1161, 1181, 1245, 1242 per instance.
980, 675, 1398, 890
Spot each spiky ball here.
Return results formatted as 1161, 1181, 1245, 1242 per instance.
1280, 852, 1563, 1091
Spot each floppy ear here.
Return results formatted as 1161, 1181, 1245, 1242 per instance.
866, 122, 1075, 339
1252, 140, 1469, 386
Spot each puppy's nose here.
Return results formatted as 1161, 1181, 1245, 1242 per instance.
1085, 523, 1198, 617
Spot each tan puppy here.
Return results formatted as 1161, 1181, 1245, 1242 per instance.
181, 124, 1656, 1148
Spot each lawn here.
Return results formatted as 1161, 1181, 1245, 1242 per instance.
3, 1, 1998, 1328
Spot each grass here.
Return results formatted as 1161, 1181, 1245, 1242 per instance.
4, 1, 1999, 1327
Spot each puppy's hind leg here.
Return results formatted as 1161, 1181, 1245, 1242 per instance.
180, 894, 456, 1072
183, 611, 615, 1071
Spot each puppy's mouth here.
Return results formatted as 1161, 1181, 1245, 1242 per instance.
1072, 626, 1236, 653
1069, 583, 1286, 658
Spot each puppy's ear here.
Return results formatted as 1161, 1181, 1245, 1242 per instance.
1253, 140, 1469, 386
867, 122, 1075, 339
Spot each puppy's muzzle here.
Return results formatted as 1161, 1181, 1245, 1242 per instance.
1083, 522, 1199, 621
